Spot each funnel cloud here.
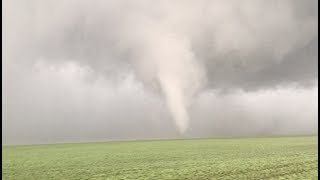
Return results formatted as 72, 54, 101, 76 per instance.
3, 0, 318, 144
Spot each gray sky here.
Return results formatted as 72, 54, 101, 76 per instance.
3, 0, 318, 145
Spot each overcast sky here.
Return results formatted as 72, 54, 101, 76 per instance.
3, 0, 318, 145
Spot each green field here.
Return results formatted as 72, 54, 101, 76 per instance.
2, 136, 318, 180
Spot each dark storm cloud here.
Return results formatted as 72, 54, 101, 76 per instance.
204, 38, 318, 91
4, 0, 318, 88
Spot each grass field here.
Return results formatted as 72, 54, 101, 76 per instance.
2, 136, 318, 180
